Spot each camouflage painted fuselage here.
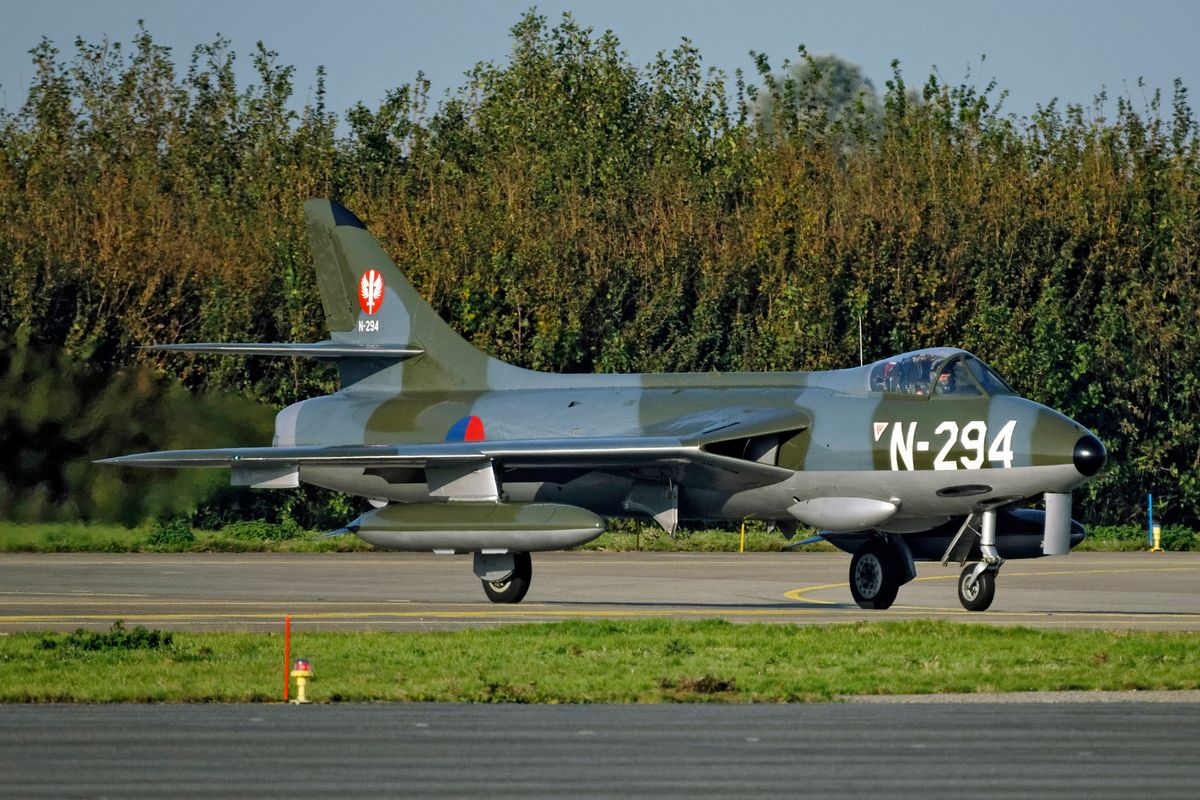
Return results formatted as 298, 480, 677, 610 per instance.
281, 355, 1096, 532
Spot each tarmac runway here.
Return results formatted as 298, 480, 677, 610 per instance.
1, 550, 1198, 632
3, 702, 1199, 799
4, 553, 1199, 799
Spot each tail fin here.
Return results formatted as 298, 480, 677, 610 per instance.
304, 199, 535, 390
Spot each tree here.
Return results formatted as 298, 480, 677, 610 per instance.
752, 50, 882, 145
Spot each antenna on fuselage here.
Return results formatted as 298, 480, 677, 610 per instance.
858, 316, 864, 366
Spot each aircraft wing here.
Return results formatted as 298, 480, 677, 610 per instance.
99, 439, 693, 468
99, 434, 797, 489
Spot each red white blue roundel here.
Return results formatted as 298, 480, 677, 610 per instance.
359, 269, 384, 315
445, 416, 485, 442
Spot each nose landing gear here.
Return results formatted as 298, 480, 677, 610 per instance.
942, 509, 1004, 612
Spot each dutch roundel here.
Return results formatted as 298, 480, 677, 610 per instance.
359, 269, 384, 315
445, 416, 485, 442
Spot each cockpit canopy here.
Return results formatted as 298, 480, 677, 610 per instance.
867, 348, 1013, 398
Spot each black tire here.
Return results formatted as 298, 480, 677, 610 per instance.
848, 541, 900, 610
958, 564, 996, 612
481, 552, 532, 604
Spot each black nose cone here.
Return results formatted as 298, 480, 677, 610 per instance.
1073, 434, 1107, 477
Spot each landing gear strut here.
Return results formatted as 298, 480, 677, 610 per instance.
956, 509, 1004, 612
480, 552, 532, 604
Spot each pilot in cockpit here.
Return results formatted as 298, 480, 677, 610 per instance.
937, 365, 956, 394
934, 359, 981, 396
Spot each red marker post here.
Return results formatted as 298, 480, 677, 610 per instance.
284, 615, 291, 702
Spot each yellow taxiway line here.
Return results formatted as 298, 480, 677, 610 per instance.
785, 564, 1200, 603
784, 565, 1200, 617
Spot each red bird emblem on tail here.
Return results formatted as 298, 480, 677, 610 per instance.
359, 269, 384, 315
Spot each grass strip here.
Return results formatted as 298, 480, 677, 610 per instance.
2, 619, 1197, 703
0, 522, 813, 553
0, 521, 1182, 554
0, 522, 371, 553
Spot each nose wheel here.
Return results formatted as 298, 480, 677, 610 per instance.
958, 564, 997, 611
943, 510, 1003, 612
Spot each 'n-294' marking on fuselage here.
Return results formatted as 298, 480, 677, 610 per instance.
884, 420, 1017, 471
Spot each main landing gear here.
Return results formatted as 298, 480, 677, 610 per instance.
476, 552, 532, 604
849, 541, 900, 609
848, 538, 915, 610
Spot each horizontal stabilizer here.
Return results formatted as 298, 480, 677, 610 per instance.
143, 341, 424, 361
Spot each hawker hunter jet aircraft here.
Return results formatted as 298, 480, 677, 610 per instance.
102, 200, 1107, 611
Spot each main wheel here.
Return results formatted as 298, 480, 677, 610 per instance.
848, 541, 900, 610
482, 552, 532, 604
958, 564, 996, 612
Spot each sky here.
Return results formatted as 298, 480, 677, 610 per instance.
2, 0, 1199, 125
